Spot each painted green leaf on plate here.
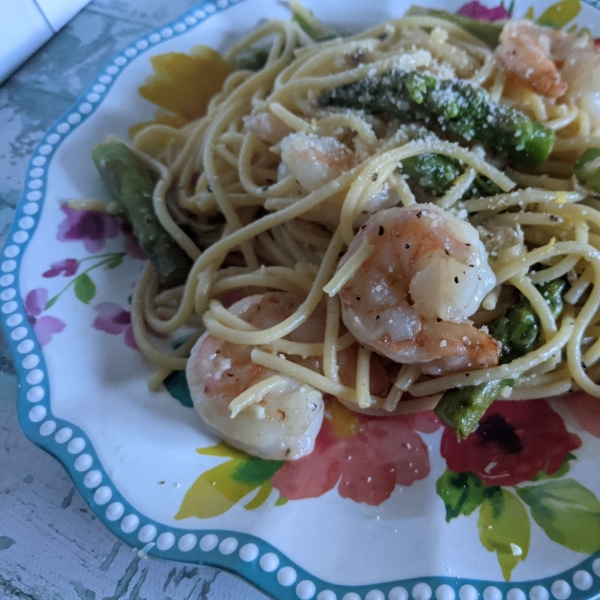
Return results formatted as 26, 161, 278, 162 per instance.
232, 456, 284, 485
517, 478, 600, 553
436, 469, 488, 522
164, 370, 192, 407
74, 273, 96, 304
530, 452, 575, 482
45, 295, 59, 310
478, 488, 530, 581
537, 0, 581, 28
197, 442, 245, 459
244, 482, 273, 509
106, 254, 124, 269
175, 444, 283, 519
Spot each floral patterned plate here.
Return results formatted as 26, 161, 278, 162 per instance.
3, 0, 600, 598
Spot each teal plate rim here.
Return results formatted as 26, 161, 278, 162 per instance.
3, 1, 600, 599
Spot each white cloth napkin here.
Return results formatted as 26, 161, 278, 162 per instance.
0, 0, 91, 84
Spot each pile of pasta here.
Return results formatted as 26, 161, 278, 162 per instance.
102, 14, 600, 413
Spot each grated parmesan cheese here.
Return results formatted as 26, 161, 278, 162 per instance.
430, 26, 449, 44
555, 192, 567, 204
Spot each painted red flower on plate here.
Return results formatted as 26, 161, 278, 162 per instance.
441, 399, 581, 486
272, 402, 440, 506
566, 391, 600, 439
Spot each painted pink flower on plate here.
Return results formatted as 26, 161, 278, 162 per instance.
25, 288, 66, 346
92, 302, 137, 349
57, 206, 146, 260
457, 1, 510, 20
272, 404, 440, 506
58, 206, 120, 253
121, 221, 146, 260
43, 258, 79, 278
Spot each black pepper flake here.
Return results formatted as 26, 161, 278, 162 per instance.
454, 276, 459, 283
465, 243, 471, 246
372, 172, 379, 181
207, 184, 212, 193
469, 264, 474, 268
437, 318, 442, 322
416, 211, 422, 218
227, 373, 234, 377
378, 226, 384, 236
349, 49, 365, 65
266, 178, 275, 185
356, 296, 361, 301
361, 225, 366, 230
405, 243, 410, 249
377, 33, 387, 40
444, 248, 450, 255
376, 315, 380, 320
465, 373, 470, 377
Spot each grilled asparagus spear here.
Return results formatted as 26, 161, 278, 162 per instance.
434, 278, 566, 438
574, 148, 600, 193
233, 47, 270, 71
92, 142, 192, 288
290, 0, 337, 41
319, 70, 554, 167
402, 153, 503, 198
232, 2, 338, 71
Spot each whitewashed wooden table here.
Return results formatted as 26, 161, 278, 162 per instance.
0, 1, 268, 598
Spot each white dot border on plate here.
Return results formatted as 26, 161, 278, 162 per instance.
2, 0, 600, 599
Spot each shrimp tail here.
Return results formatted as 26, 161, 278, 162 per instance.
418, 320, 501, 374
496, 44, 568, 99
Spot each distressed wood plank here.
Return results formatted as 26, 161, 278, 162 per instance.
0, 1, 270, 598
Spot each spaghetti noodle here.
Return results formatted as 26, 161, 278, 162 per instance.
93, 7, 600, 459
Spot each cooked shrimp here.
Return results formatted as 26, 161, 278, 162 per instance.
497, 21, 600, 125
278, 132, 402, 227
495, 20, 568, 99
337, 205, 499, 375
280, 132, 355, 191
187, 290, 394, 458
187, 292, 325, 460
561, 44, 600, 129
243, 112, 293, 145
